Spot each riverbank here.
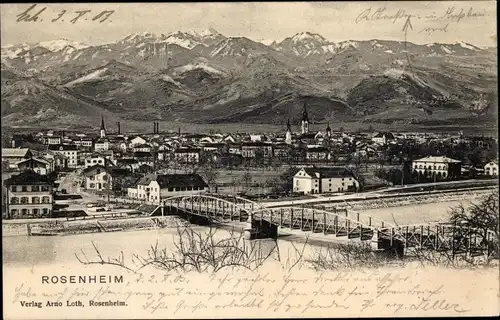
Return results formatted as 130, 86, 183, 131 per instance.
2, 216, 189, 237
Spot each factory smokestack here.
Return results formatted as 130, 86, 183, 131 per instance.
117, 122, 121, 134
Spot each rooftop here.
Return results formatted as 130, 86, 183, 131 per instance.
2, 148, 31, 158
4, 170, 53, 186
414, 156, 461, 163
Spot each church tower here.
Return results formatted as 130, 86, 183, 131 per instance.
285, 118, 292, 144
301, 103, 309, 135
326, 122, 331, 138
100, 115, 106, 138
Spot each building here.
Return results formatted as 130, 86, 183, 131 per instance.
16, 157, 53, 175
174, 148, 201, 164
84, 152, 115, 169
306, 147, 331, 161
372, 132, 395, 145
73, 138, 94, 149
412, 156, 462, 180
127, 173, 208, 204
129, 136, 147, 147
3, 170, 54, 219
2, 148, 33, 170
44, 136, 62, 145
82, 165, 113, 192
484, 161, 498, 176
116, 158, 140, 172
293, 167, 358, 194
133, 144, 152, 153
241, 142, 273, 158
94, 138, 110, 152
48, 145, 79, 168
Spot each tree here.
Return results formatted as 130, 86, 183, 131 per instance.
449, 192, 499, 256
198, 161, 220, 193
241, 169, 252, 190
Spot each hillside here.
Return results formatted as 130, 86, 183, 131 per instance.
1, 29, 497, 129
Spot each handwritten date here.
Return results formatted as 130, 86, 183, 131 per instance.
16, 4, 114, 24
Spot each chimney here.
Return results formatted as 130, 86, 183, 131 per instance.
156, 122, 160, 134
117, 122, 121, 134
153, 122, 156, 134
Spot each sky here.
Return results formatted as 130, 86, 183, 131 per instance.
0, 2, 497, 47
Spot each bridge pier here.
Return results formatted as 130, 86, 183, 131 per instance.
244, 219, 278, 240
372, 229, 405, 257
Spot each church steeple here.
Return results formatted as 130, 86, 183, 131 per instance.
301, 102, 309, 135
302, 103, 309, 122
285, 118, 292, 144
326, 122, 331, 137
100, 115, 106, 138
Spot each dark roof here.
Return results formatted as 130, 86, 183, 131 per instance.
117, 158, 139, 164
133, 151, 153, 157
184, 134, 210, 139
157, 174, 208, 189
302, 167, 355, 179
48, 144, 78, 151
307, 147, 329, 153
175, 148, 201, 153
82, 165, 109, 176
300, 133, 318, 139
133, 143, 152, 148
4, 170, 53, 186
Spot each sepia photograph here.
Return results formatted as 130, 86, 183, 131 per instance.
1, 1, 498, 319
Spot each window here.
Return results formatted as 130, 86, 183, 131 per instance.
342, 183, 345, 186
11, 186, 17, 192
32, 185, 40, 192
102, 175, 108, 181
42, 196, 50, 204
10, 209, 18, 217
103, 183, 107, 189
10, 197, 19, 204
96, 169, 101, 174
22, 186, 28, 192
32, 197, 40, 204
41, 186, 49, 192
21, 197, 29, 204
21, 209, 28, 215
168, 188, 174, 192
43, 208, 49, 216
33, 208, 39, 216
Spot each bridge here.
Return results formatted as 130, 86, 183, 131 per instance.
156, 193, 496, 257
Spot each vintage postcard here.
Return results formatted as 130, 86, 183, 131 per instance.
1, 2, 498, 319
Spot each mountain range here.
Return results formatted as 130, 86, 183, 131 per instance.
1, 29, 497, 131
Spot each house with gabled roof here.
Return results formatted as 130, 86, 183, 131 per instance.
293, 167, 358, 194
127, 173, 208, 204
2, 148, 33, 170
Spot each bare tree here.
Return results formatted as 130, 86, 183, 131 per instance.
449, 192, 499, 257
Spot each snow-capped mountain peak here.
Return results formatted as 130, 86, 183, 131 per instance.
38, 39, 89, 52
290, 31, 328, 44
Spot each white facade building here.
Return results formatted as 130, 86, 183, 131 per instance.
484, 161, 498, 176
293, 167, 358, 194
